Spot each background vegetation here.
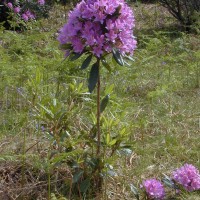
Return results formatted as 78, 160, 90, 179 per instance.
0, 1, 199, 199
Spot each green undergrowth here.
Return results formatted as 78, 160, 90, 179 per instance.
0, 3, 200, 200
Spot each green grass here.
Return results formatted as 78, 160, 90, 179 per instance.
0, 3, 200, 200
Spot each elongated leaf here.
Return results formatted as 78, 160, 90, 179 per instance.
70, 52, 83, 61
81, 54, 93, 70
124, 55, 135, 62
162, 174, 178, 189
124, 60, 131, 66
105, 84, 114, 94
80, 178, 90, 193
101, 58, 111, 72
112, 5, 122, 18
73, 170, 84, 183
130, 184, 139, 200
109, 139, 117, 146
88, 62, 99, 93
106, 134, 110, 144
162, 178, 176, 189
100, 95, 109, 113
53, 98, 57, 106
50, 150, 81, 165
38, 103, 54, 119
112, 48, 124, 66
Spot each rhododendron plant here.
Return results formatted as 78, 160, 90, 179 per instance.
58, 0, 136, 156
172, 163, 200, 191
142, 179, 165, 200
4, 0, 46, 24
57, 0, 136, 192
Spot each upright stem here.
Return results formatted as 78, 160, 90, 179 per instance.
96, 59, 102, 194
96, 59, 101, 156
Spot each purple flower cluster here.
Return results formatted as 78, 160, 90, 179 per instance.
7, 2, 13, 9
22, 10, 35, 21
38, 0, 45, 5
5, 1, 45, 21
142, 179, 165, 200
14, 6, 21, 14
172, 163, 200, 191
58, 0, 137, 58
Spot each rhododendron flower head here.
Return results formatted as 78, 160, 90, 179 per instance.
22, 13, 29, 21
7, 2, 13, 9
58, 0, 136, 58
25, 10, 35, 19
14, 6, 21, 13
38, 0, 45, 5
142, 179, 165, 200
173, 164, 200, 191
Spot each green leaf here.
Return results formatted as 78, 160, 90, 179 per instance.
70, 52, 83, 61
100, 95, 109, 113
119, 128, 126, 136
112, 5, 122, 18
50, 150, 81, 166
101, 58, 111, 72
81, 54, 93, 70
88, 62, 99, 93
124, 60, 131, 66
80, 178, 90, 193
105, 84, 114, 94
109, 139, 117, 146
124, 55, 135, 62
89, 125, 97, 139
112, 48, 124, 66
130, 184, 139, 200
162, 174, 178, 189
53, 98, 57, 107
37, 103, 54, 119
73, 170, 84, 183
106, 134, 110, 144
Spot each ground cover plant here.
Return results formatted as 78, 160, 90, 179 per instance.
0, 1, 200, 199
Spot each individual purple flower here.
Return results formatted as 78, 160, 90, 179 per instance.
172, 164, 200, 191
142, 179, 165, 200
38, 0, 45, 5
7, 2, 13, 9
57, 0, 137, 58
14, 6, 21, 13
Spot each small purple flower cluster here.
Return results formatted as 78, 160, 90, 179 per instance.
58, 0, 137, 58
22, 10, 35, 21
5, 0, 45, 21
142, 179, 165, 200
172, 163, 200, 191
38, 0, 45, 5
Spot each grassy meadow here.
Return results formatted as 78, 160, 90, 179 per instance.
0, 2, 200, 200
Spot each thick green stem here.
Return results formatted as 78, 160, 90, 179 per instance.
96, 58, 101, 156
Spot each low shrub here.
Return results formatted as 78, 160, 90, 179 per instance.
159, 0, 200, 32
0, 0, 51, 30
